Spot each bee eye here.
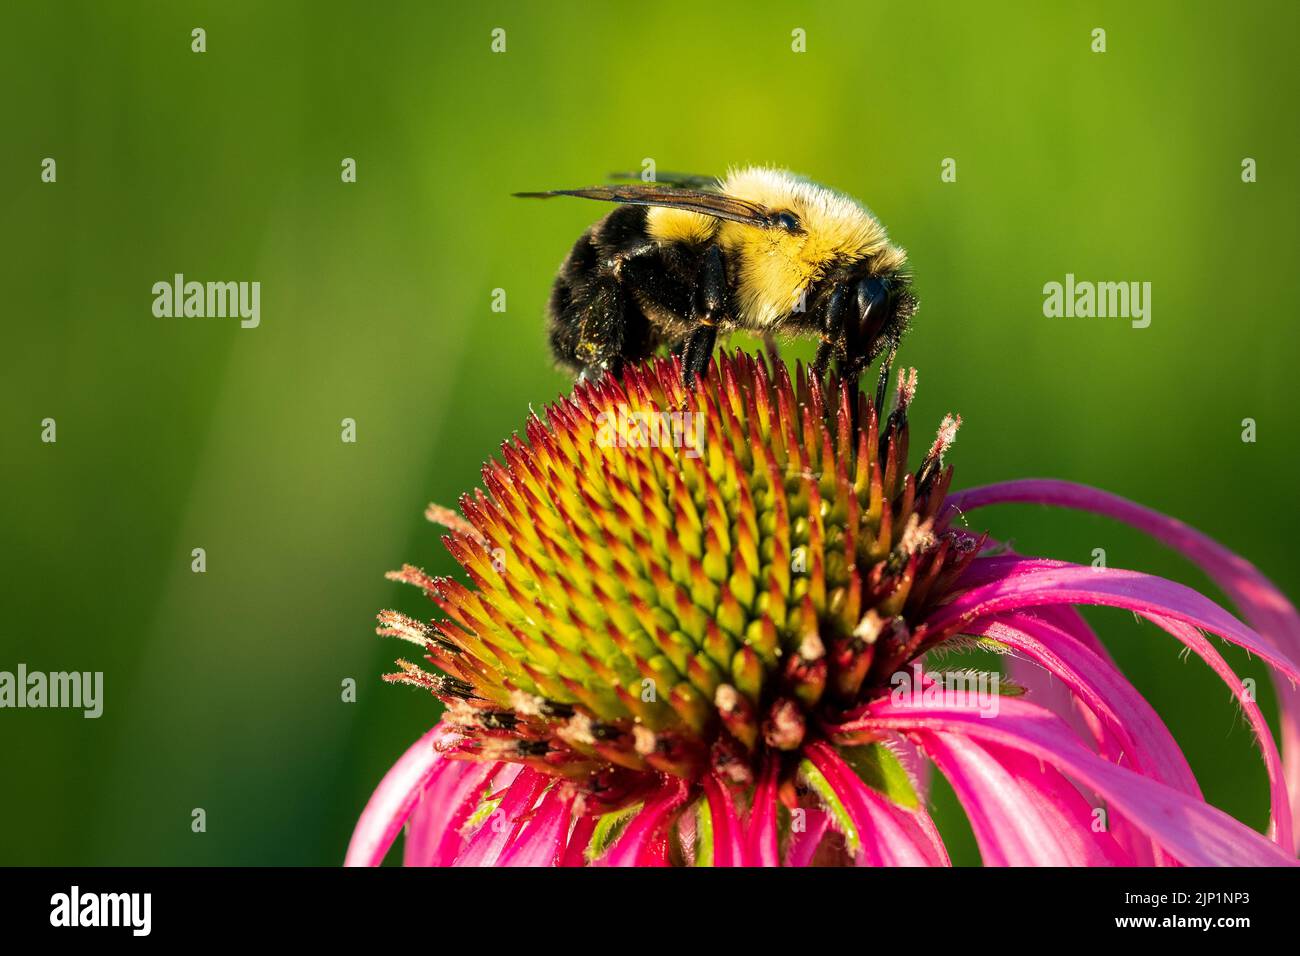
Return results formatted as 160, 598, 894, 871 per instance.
857, 276, 893, 341
859, 277, 890, 315
775, 212, 800, 232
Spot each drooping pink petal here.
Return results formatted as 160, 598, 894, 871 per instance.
952, 554, 1064, 590
453, 767, 547, 866
931, 559, 1300, 686
404, 758, 504, 866
805, 741, 950, 867
941, 546, 1190, 858
702, 772, 749, 866
1008, 604, 1167, 862
639, 831, 670, 865
935, 559, 1298, 850
832, 697, 1297, 866
919, 733, 1129, 865
971, 614, 1199, 798
784, 807, 831, 867
560, 815, 598, 867
1146, 613, 1291, 850
595, 777, 690, 867
974, 612, 1194, 865
497, 785, 576, 867
902, 790, 951, 865
853, 788, 950, 867
948, 478, 1300, 847
747, 757, 781, 867
947, 480, 1300, 652
1005, 647, 1095, 747
1031, 603, 1117, 661
345, 724, 460, 867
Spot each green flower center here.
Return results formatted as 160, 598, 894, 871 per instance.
380, 352, 971, 809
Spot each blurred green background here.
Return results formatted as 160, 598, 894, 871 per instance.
2, 0, 1297, 866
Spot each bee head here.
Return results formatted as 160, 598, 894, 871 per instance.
718, 167, 907, 328
856, 272, 916, 361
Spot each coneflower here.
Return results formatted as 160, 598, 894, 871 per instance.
346, 351, 1300, 866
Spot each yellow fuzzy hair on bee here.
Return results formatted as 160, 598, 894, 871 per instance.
648, 167, 907, 328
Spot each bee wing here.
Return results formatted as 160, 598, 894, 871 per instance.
605, 170, 720, 190
513, 183, 780, 228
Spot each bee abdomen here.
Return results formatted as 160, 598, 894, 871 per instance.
546, 217, 658, 375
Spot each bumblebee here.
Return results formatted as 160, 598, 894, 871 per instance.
517, 166, 916, 386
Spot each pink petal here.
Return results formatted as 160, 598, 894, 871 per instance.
947, 480, 1299, 649
919, 733, 1128, 865
746, 758, 781, 867
972, 614, 1199, 798
931, 560, 1300, 686
595, 778, 690, 867
954, 554, 1064, 590
560, 815, 598, 867
935, 559, 1297, 850
1006, 605, 1166, 864
1146, 613, 1291, 850
404, 759, 504, 866
948, 478, 1300, 848
1030, 604, 1118, 662
805, 742, 950, 866
497, 785, 575, 867
345, 724, 460, 867
784, 808, 831, 867
638, 831, 670, 865
834, 697, 1297, 866
973, 612, 1194, 865
702, 772, 748, 866
452, 767, 547, 866
1005, 647, 1095, 747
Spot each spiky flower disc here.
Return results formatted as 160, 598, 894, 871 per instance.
380, 351, 971, 811
352, 349, 1300, 868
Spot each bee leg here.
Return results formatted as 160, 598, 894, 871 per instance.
548, 275, 650, 382
682, 322, 718, 386
575, 285, 626, 374
814, 283, 854, 381
682, 244, 728, 386
762, 332, 782, 366
812, 340, 835, 379
547, 213, 666, 381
